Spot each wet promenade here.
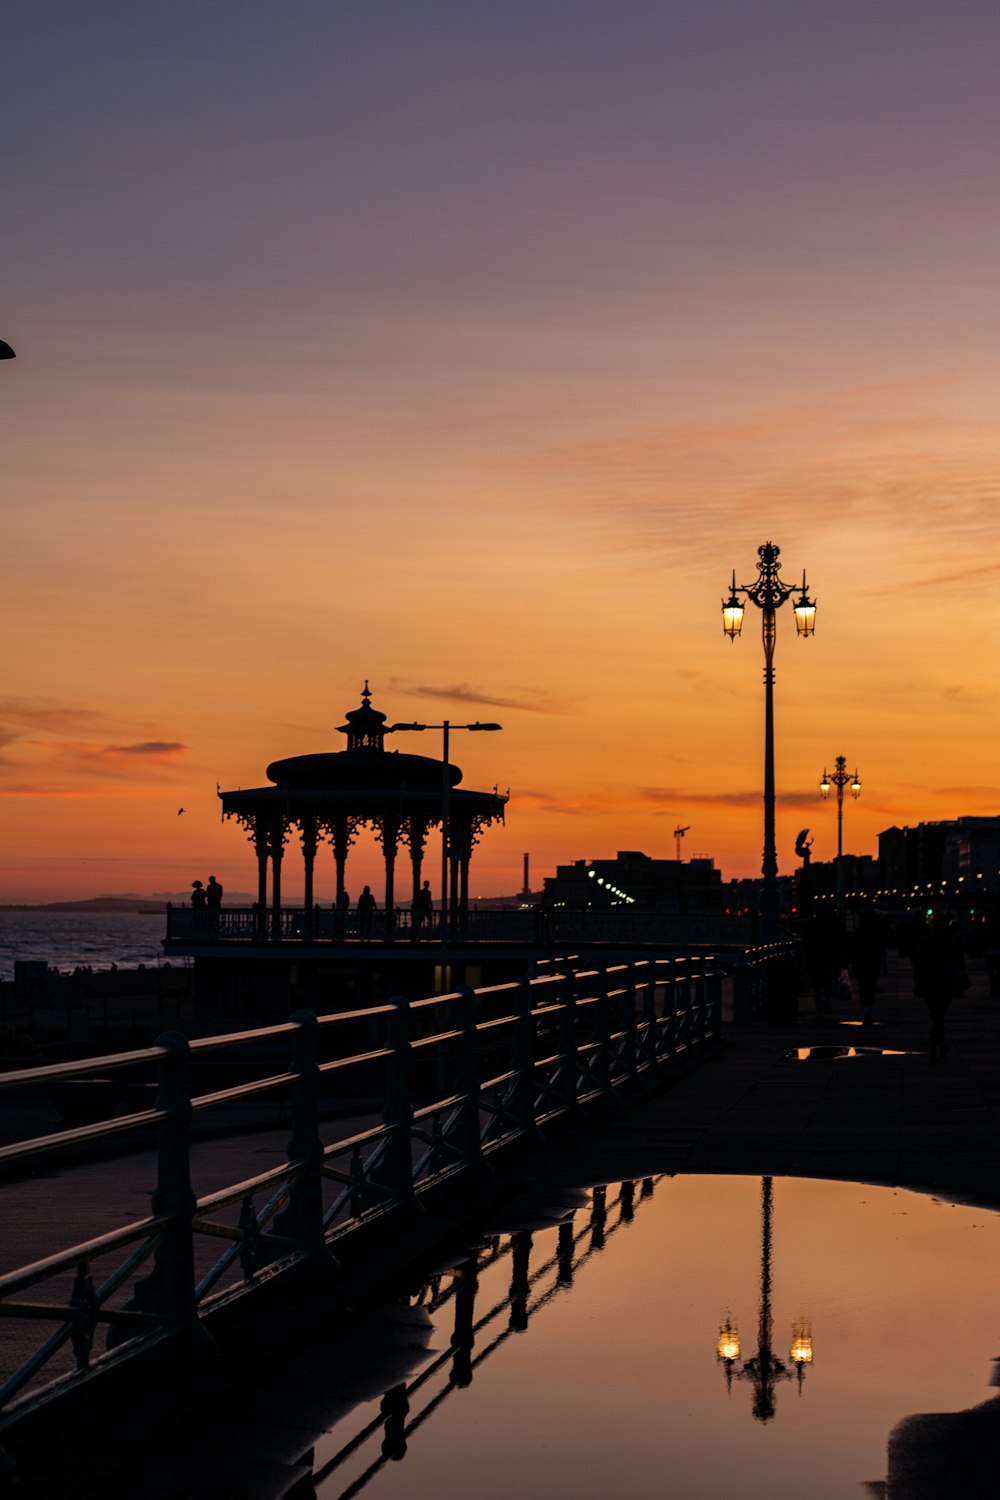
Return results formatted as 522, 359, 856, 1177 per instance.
3, 949, 1000, 1496
541, 948, 1000, 1210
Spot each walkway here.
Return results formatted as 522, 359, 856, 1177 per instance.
534, 949, 1000, 1209
3, 949, 1000, 1498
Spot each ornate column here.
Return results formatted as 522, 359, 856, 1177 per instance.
269, 818, 286, 939
452, 816, 475, 933
407, 813, 430, 908
254, 817, 269, 938
327, 812, 360, 902
300, 813, 318, 939
376, 811, 401, 944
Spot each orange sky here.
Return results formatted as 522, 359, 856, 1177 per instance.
3, 3, 999, 903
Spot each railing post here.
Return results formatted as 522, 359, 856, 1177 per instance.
151, 1032, 203, 1341
273, 1010, 337, 1271
382, 996, 417, 1211
451, 1256, 478, 1388
639, 964, 658, 1070
380, 1384, 409, 1462
733, 952, 751, 1023
675, 958, 692, 1052
620, 1178, 635, 1223
113, 1032, 210, 1352
660, 963, 677, 1060
621, 964, 639, 1084
592, 970, 612, 1099
693, 968, 707, 1045
707, 964, 723, 1039
590, 1183, 607, 1250
455, 985, 492, 1179
508, 1230, 532, 1332
557, 973, 580, 1115
557, 1220, 574, 1286
510, 978, 539, 1138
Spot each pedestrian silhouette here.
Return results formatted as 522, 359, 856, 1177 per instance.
205, 875, 223, 908
912, 911, 966, 1063
803, 905, 845, 1018
412, 879, 433, 936
850, 907, 885, 1023
357, 884, 377, 941
191, 880, 207, 909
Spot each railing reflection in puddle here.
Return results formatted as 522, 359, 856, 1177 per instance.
307, 1178, 653, 1498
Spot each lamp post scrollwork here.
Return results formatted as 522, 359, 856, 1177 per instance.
722, 542, 816, 939
820, 756, 861, 919
715, 1177, 815, 1423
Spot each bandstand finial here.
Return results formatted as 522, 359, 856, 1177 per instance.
362, 680, 371, 703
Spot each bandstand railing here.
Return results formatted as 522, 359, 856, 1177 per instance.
164, 903, 755, 948
0, 953, 728, 1431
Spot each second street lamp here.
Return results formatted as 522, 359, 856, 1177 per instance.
387, 719, 502, 965
820, 756, 861, 920
722, 542, 816, 939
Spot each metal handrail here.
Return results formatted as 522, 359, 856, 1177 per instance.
0, 942, 796, 1434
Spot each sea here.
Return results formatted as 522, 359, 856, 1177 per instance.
0, 910, 174, 982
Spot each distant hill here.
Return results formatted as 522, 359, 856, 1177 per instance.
0, 892, 255, 913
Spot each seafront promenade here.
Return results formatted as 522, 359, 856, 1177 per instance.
5, 948, 999, 1278
2, 948, 1000, 1497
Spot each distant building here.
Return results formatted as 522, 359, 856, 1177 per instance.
795, 854, 878, 905
878, 817, 1000, 901
542, 850, 723, 917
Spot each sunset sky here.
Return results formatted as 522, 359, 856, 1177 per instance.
4, 1, 999, 904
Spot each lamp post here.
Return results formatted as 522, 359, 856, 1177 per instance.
722, 542, 816, 939
387, 720, 502, 959
820, 756, 861, 920
715, 1177, 815, 1423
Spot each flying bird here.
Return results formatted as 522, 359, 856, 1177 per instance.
177, 808, 185, 816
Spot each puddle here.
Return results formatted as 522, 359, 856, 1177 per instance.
788, 1045, 913, 1060
301, 1176, 1000, 1499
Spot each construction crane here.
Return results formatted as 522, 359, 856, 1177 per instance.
674, 825, 690, 861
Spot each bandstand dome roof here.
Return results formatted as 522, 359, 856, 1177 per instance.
264, 682, 462, 793
266, 749, 459, 793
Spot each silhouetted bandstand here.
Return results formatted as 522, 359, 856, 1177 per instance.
218, 683, 508, 941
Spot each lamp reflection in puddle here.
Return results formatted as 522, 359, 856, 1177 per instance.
715, 1177, 815, 1422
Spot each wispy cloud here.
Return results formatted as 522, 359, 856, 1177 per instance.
519, 393, 1000, 574
0, 699, 123, 737
505, 784, 821, 816
642, 786, 821, 811
0, 784, 164, 800
108, 741, 185, 756
389, 679, 577, 716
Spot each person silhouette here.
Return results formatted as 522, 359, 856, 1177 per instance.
412, 879, 433, 936
913, 911, 966, 1063
357, 884, 377, 941
803, 904, 845, 1018
850, 907, 885, 1023
191, 880, 207, 909
205, 875, 223, 908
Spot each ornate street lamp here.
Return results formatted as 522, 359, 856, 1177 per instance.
722, 543, 816, 938
715, 1177, 816, 1422
820, 756, 861, 919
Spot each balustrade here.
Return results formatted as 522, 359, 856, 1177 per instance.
164, 903, 757, 949
0, 946, 796, 1433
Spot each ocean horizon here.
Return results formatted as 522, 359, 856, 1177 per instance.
0, 909, 176, 981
